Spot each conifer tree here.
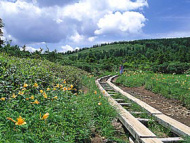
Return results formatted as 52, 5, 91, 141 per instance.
0, 18, 3, 45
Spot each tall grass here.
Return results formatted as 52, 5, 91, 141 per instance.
116, 71, 190, 109
0, 54, 120, 142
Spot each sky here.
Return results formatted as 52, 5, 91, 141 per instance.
0, 0, 190, 52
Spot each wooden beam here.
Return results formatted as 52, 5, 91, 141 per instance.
137, 118, 151, 122
159, 137, 184, 142
154, 114, 190, 137
141, 138, 163, 143
107, 75, 190, 137
129, 137, 135, 143
130, 111, 146, 115
107, 76, 162, 115
95, 78, 160, 143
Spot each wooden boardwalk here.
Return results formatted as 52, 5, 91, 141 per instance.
96, 75, 190, 143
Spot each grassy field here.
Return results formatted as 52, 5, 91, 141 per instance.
116, 71, 190, 109
0, 53, 127, 142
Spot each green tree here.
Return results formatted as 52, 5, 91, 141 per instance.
0, 18, 3, 46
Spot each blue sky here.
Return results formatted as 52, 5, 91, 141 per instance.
0, 0, 190, 52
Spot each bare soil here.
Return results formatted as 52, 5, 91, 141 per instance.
112, 77, 190, 127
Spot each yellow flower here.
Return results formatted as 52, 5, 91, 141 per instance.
15, 116, 26, 126
43, 92, 47, 98
30, 95, 34, 100
55, 84, 59, 88
34, 83, 38, 88
63, 87, 67, 91
53, 88, 56, 91
0, 97, 5, 101
31, 99, 40, 104
40, 90, 43, 93
94, 91, 97, 94
63, 80, 66, 84
23, 83, 28, 88
53, 96, 58, 99
18, 91, 24, 95
47, 88, 50, 91
68, 87, 71, 90
41, 113, 49, 120
99, 96, 101, 98
102, 90, 105, 94
98, 102, 102, 106
26, 98, 29, 100
7, 117, 16, 123
12, 93, 17, 99
70, 84, 73, 89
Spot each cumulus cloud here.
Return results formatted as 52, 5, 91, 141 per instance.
70, 32, 84, 43
20, 46, 40, 52
0, 0, 148, 49
107, 0, 148, 11
88, 36, 97, 42
60, 45, 76, 52
0, 0, 69, 44
95, 11, 146, 35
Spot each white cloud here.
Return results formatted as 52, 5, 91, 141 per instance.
55, 18, 63, 24
60, 45, 75, 52
0, 0, 148, 49
107, 0, 148, 11
60, 45, 81, 53
20, 46, 40, 52
75, 47, 80, 50
70, 32, 84, 43
88, 36, 97, 42
95, 11, 146, 35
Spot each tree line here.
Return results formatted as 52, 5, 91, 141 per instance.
0, 17, 189, 74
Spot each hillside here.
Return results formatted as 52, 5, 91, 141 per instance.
0, 53, 122, 142
62, 37, 190, 74
1, 37, 190, 75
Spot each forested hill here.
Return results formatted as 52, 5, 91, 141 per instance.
1, 37, 190, 74
63, 37, 190, 74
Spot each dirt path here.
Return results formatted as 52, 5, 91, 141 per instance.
112, 77, 190, 127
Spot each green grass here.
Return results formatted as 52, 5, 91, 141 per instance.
0, 54, 123, 142
116, 71, 190, 109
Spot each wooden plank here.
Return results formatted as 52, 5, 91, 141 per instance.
130, 111, 145, 115
141, 137, 184, 143
137, 118, 151, 123
141, 138, 163, 143
159, 137, 184, 142
95, 79, 157, 141
154, 114, 190, 137
107, 75, 190, 137
107, 76, 162, 115
129, 137, 135, 143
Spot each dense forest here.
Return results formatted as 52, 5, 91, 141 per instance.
0, 37, 190, 75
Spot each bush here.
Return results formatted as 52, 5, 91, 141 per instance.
152, 62, 190, 74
